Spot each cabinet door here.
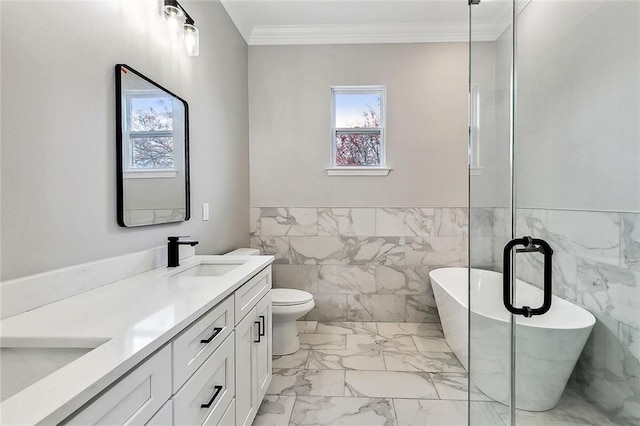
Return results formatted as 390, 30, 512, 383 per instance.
234, 306, 258, 426
255, 292, 272, 403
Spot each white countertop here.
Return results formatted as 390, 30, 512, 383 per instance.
0, 255, 274, 425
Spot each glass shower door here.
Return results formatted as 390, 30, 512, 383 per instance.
468, 0, 516, 424
469, 1, 639, 425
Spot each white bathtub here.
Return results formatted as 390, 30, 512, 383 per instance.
429, 267, 595, 411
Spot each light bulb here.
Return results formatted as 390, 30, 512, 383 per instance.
184, 24, 200, 56
164, 4, 185, 39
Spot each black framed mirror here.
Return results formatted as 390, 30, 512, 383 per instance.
115, 64, 190, 227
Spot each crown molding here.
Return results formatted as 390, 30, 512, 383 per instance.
248, 22, 502, 45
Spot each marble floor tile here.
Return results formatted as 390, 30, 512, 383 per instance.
307, 349, 386, 371
377, 322, 443, 337
268, 368, 345, 397
491, 388, 619, 426
253, 395, 296, 425
296, 321, 318, 334
345, 370, 439, 399
299, 333, 346, 350
383, 351, 465, 373
272, 349, 310, 369
290, 396, 396, 426
412, 335, 451, 352
430, 373, 492, 401
346, 334, 418, 352
394, 399, 504, 426
315, 321, 378, 335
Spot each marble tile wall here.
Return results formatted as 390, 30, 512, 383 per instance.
490, 208, 640, 426
250, 207, 469, 323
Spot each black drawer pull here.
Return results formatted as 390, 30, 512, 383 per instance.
200, 327, 223, 344
258, 315, 266, 337
201, 385, 223, 409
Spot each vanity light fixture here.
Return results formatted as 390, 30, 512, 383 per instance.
163, 0, 200, 56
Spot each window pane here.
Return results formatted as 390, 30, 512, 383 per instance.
131, 136, 175, 168
335, 132, 381, 166
130, 97, 173, 132
335, 92, 381, 128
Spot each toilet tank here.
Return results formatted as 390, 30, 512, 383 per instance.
224, 248, 260, 256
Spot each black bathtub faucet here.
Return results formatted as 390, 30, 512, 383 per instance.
168, 236, 199, 267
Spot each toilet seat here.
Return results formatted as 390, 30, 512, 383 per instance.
272, 289, 313, 306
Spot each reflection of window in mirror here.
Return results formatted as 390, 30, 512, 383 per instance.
123, 93, 183, 179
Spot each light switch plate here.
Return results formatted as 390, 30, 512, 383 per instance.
202, 203, 209, 221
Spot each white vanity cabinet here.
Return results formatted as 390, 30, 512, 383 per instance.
235, 276, 272, 426
64, 265, 272, 426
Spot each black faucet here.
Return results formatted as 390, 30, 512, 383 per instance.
168, 236, 199, 267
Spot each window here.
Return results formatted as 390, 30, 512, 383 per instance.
124, 93, 178, 177
329, 86, 390, 176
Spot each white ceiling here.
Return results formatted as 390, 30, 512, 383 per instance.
219, 0, 514, 45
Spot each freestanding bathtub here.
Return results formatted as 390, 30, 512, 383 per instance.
429, 267, 595, 411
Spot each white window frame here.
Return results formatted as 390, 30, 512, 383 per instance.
327, 85, 391, 176
123, 91, 178, 179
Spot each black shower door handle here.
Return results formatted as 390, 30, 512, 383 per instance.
503, 236, 553, 317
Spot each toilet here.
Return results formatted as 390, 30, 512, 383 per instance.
224, 248, 315, 356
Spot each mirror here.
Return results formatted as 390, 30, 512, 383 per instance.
115, 64, 190, 227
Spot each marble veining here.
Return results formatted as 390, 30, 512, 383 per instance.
383, 351, 465, 374
299, 334, 347, 350
344, 370, 439, 399
319, 265, 376, 294
290, 396, 396, 426
318, 208, 376, 237
622, 213, 640, 271
315, 322, 378, 335
268, 368, 345, 397
254, 321, 616, 426
251, 206, 470, 323
576, 258, 640, 328
307, 349, 386, 371
394, 399, 502, 426
488, 207, 638, 424
260, 208, 318, 236
273, 350, 311, 369
253, 395, 296, 426
346, 294, 406, 322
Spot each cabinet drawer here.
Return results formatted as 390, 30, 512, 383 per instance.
173, 333, 235, 426
209, 398, 234, 426
145, 400, 172, 425
67, 346, 171, 425
173, 296, 234, 392
235, 267, 271, 325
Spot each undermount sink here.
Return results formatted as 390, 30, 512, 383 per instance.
0, 346, 95, 402
171, 261, 247, 278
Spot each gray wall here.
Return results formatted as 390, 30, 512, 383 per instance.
1, 0, 250, 280
248, 43, 470, 322
249, 43, 468, 208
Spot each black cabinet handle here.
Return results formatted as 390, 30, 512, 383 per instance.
200, 385, 223, 409
503, 236, 553, 317
254, 321, 261, 343
258, 315, 266, 337
200, 327, 223, 344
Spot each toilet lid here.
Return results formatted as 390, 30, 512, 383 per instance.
272, 289, 313, 306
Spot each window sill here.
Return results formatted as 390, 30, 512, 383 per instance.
124, 170, 177, 179
326, 167, 391, 176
